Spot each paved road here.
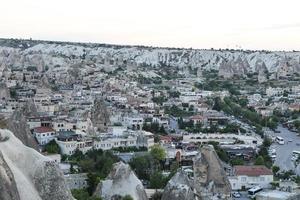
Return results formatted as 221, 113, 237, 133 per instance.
270, 125, 300, 174
232, 191, 250, 200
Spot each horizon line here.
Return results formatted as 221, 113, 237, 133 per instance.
0, 37, 299, 53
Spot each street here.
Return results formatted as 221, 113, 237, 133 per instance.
270, 125, 300, 174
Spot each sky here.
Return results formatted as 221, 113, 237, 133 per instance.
0, 0, 300, 51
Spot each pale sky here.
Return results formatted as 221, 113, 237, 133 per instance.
0, 0, 300, 50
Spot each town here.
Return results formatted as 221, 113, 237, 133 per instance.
0, 38, 300, 200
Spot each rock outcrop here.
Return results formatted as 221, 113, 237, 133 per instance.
162, 145, 231, 200
91, 98, 110, 132
218, 56, 249, 78
94, 162, 147, 200
193, 145, 231, 199
256, 60, 268, 83
161, 170, 195, 200
1, 39, 300, 81
0, 129, 74, 200
0, 83, 10, 99
0, 152, 21, 200
7, 101, 38, 150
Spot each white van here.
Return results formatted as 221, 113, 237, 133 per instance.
275, 136, 284, 145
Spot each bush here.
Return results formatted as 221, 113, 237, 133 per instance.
230, 158, 244, 166
45, 140, 60, 154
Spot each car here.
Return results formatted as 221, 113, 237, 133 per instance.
232, 192, 241, 198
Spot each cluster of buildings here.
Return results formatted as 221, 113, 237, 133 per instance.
0, 47, 300, 199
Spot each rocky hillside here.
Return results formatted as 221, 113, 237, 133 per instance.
94, 162, 147, 200
0, 39, 299, 79
161, 170, 195, 200
0, 129, 74, 200
162, 145, 231, 200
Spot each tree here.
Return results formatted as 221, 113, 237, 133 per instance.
71, 189, 90, 200
71, 189, 102, 200
272, 165, 280, 175
70, 163, 76, 174
122, 195, 134, 200
213, 97, 222, 111
255, 156, 265, 165
150, 144, 166, 162
129, 154, 152, 180
230, 158, 244, 166
149, 171, 167, 189
87, 173, 100, 195
151, 192, 163, 200
45, 140, 60, 154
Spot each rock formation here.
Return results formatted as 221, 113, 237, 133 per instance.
7, 100, 38, 150
0, 129, 74, 200
218, 56, 249, 78
94, 162, 147, 200
256, 60, 268, 83
91, 98, 110, 132
193, 145, 231, 199
0, 83, 10, 100
162, 145, 231, 200
0, 152, 21, 200
161, 170, 195, 200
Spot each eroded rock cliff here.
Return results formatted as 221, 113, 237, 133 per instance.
94, 162, 147, 200
161, 170, 195, 200
0, 129, 74, 200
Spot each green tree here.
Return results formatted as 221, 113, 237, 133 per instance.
151, 192, 163, 200
122, 195, 134, 200
272, 165, 280, 176
87, 173, 100, 195
71, 189, 102, 200
129, 154, 152, 180
150, 145, 166, 162
45, 140, 60, 154
213, 97, 222, 111
255, 156, 265, 165
230, 158, 244, 166
71, 189, 90, 200
149, 171, 167, 189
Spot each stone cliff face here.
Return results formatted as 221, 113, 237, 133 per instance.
161, 170, 195, 200
193, 145, 231, 199
91, 98, 110, 132
218, 56, 249, 78
162, 145, 231, 200
7, 100, 38, 150
256, 59, 268, 83
0, 39, 300, 79
0, 129, 74, 200
0, 152, 21, 200
0, 83, 10, 99
94, 162, 147, 200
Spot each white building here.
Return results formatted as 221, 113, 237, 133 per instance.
136, 131, 155, 149
27, 117, 42, 129
183, 133, 263, 148
229, 165, 273, 190
266, 87, 284, 97
55, 131, 93, 155
33, 127, 56, 145
124, 115, 144, 130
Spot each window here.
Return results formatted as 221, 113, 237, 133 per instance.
260, 177, 265, 182
241, 177, 247, 182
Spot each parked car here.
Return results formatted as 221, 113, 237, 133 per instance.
232, 192, 241, 198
